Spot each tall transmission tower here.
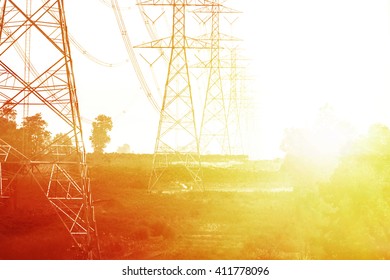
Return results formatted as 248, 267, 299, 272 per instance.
135, 0, 214, 191
223, 15, 246, 156
226, 46, 244, 155
195, 1, 238, 156
0, 0, 99, 259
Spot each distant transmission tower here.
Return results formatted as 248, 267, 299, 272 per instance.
135, 0, 214, 191
195, 1, 238, 155
224, 15, 245, 156
226, 45, 245, 155
0, 0, 99, 259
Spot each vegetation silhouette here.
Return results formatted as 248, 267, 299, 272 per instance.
1, 110, 390, 259
89, 114, 113, 154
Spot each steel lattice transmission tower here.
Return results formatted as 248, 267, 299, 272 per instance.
195, 1, 238, 155
136, 0, 215, 191
223, 14, 246, 156
0, 0, 99, 259
226, 45, 247, 155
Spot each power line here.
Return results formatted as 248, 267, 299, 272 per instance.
110, 0, 161, 112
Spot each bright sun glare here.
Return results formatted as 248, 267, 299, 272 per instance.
63, 0, 390, 159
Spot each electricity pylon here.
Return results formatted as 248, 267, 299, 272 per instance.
194, 1, 238, 155
222, 14, 245, 156
0, 0, 99, 259
193, 44, 247, 156
135, 0, 215, 191
226, 46, 244, 155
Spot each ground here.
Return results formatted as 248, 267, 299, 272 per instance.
1, 153, 390, 260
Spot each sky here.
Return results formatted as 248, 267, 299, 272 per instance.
62, 0, 390, 159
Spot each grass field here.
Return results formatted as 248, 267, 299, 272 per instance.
1, 153, 390, 260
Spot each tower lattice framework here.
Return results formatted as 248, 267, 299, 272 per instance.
138, 0, 224, 190
195, 1, 238, 155
0, 0, 99, 259
136, 0, 216, 191
226, 44, 246, 155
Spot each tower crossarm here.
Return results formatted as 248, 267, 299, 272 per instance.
137, 0, 218, 7
196, 32, 240, 42
193, 3, 240, 14
134, 36, 210, 49
192, 59, 236, 69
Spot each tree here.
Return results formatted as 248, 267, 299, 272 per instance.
349, 124, 390, 156
20, 113, 51, 156
280, 105, 355, 191
117, 143, 131, 154
52, 132, 74, 157
0, 107, 18, 144
52, 133, 73, 146
318, 124, 390, 259
89, 114, 113, 154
